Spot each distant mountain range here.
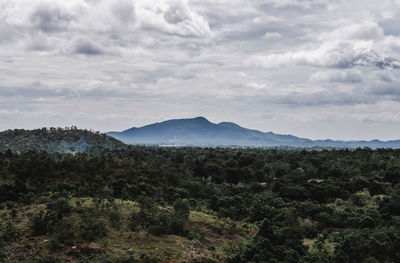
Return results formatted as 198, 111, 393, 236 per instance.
107, 117, 400, 148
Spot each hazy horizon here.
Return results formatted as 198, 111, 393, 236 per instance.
1, 0, 400, 141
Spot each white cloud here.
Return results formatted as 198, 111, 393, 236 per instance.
370, 71, 397, 83
251, 37, 400, 70
2, 0, 400, 139
0, 0, 211, 56
255, 0, 330, 9
262, 32, 282, 40
320, 21, 384, 41
383, 35, 400, 53
30, 2, 74, 32
250, 21, 400, 71
135, 0, 211, 38
309, 69, 363, 83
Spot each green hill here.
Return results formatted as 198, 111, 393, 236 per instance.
0, 127, 128, 154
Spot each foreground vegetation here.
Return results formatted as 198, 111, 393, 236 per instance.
1, 145, 400, 262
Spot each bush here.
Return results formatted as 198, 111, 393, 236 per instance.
128, 198, 190, 236
29, 211, 51, 236
47, 197, 72, 219
167, 214, 187, 236
128, 211, 140, 231
53, 219, 75, 246
0, 232, 6, 260
351, 191, 370, 207
148, 212, 170, 236
79, 218, 107, 241
1, 220, 19, 241
31, 254, 63, 263
108, 209, 121, 230
140, 252, 160, 263
79, 210, 108, 241
128, 197, 158, 231
173, 199, 190, 219
77, 255, 114, 263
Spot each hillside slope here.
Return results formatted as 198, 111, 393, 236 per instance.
0, 127, 127, 154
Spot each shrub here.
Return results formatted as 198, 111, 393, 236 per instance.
79, 211, 108, 241
16, 254, 64, 263
1, 220, 19, 241
47, 197, 72, 219
0, 232, 6, 260
53, 219, 75, 246
128, 198, 190, 236
147, 212, 170, 236
108, 209, 121, 230
167, 214, 187, 236
79, 218, 107, 241
351, 191, 370, 207
140, 252, 160, 263
128, 211, 140, 231
32, 254, 63, 263
29, 211, 51, 236
173, 199, 190, 219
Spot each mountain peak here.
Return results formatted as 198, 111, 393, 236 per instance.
160, 116, 212, 127
163, 116, 211, 124
188, 116, 209, 122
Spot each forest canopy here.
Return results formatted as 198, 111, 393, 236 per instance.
0, 144, 400, 262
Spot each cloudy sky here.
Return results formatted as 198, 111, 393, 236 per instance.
1, 0, 400, 140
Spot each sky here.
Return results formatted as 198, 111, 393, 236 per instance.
1, 0, 400, 140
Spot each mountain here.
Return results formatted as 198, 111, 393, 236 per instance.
107, 116, 400, 148
0, 127, 128, 154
